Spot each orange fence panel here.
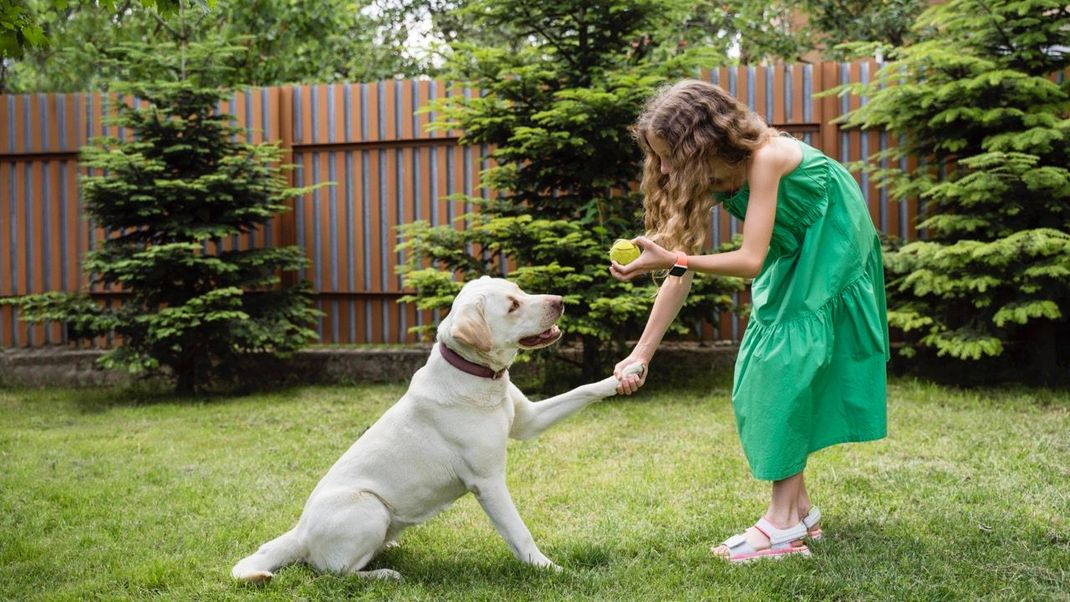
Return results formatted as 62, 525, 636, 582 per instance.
0, 61, 919, 347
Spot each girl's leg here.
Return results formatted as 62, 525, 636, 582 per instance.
797, 473, 822, 537
797, 472, 812, 516
766, 471, 804, 528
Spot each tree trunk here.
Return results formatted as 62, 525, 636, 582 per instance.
174, 352, 197, 395
1026, 320, 1060, 385
175, 367, 196, 395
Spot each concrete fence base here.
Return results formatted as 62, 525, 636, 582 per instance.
0, 343, 739, 390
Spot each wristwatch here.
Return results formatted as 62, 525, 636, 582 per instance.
668, 251, 688, 277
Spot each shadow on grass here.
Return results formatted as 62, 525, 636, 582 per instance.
221, 512, 1065, 599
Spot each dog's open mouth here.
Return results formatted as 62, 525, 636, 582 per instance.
518, 324, 562, 349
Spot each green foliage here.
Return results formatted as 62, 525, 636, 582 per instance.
1, 0, 417, 93
838, 0, 1070, 380
661, 1, 808, 64
653, 0, 924, 64
4, 34, 321, 393
0, 0, 186, 60
0, 0, 46, 58
802, 0, 926, 60
399, 0, 741, 377
372, 0, 925, 73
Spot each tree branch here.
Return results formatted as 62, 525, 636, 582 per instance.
975, 0, 1017, 58
514, 4, 582, 74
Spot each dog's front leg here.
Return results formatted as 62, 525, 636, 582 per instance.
509, 363, 643, 440
471, 478, 559, 571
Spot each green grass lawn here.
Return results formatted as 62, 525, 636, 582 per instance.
1, 377, 1068, 601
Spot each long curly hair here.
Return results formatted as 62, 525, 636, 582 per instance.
633, 79, 775, 253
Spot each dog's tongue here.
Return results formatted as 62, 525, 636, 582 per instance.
519, 325, 559, 347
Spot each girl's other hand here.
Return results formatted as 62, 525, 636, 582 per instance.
613, 353, 650, 395
609, 236, 676, 282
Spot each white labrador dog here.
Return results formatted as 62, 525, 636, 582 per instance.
232, 276, 644, 582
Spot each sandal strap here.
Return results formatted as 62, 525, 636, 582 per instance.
756, 518, 807, 546
802, 506, 822, 529
719, 532, 753, 556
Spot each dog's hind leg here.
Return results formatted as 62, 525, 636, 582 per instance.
377, 523, 408, 555
304, 489, 402, 581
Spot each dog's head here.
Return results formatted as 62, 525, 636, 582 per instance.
437, 276, 564, 368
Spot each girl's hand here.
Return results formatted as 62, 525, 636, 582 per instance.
614, 353, 650, 395
609, 236, 676, 282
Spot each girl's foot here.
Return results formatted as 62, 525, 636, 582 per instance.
710, 517, 810, 563
800, 506, 823, 540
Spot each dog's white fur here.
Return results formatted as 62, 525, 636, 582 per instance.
232, 276, 643, 582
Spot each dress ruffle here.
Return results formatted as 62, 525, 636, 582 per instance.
741, 260, 890, 367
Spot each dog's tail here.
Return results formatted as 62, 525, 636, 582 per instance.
231, 528, 305, 583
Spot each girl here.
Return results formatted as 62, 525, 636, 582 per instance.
611, 79, 889, 562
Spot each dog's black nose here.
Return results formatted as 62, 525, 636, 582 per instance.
549, 295, 563, 312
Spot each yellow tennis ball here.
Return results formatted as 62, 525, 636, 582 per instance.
610, 239, 641, 265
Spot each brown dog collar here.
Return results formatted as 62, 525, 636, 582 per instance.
439, 343, 506, 380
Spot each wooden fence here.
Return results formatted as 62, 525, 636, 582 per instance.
0, 59, 917, 348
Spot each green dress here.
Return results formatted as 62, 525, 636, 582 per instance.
716, 136, 889, 481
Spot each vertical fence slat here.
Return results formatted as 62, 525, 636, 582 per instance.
360, 150, 371, 294
2, 162, 12, 298
367, 83, 380, 143
0, 97, 10, 154
46, 161, 61, 293
383, 81, 397, 141
14, 162, 27, 296
46, 94, 59, 151
315, 85, 329, 145
14, 95, 28, 154
370, 148, 384, 294
343, 85, 353, 145
772, 63, 786, 125
789, 64, 804, 125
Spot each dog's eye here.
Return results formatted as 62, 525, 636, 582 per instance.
508, 298, 520, 313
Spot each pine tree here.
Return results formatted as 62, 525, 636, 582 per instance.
6, 33, 320, 393
840, 0, 1070, 382
398, 0, 743, 380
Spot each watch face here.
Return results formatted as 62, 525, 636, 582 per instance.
669, 265, 687, 277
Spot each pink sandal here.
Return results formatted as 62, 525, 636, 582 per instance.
712, 517, 811, 563
803, 506, 823, 541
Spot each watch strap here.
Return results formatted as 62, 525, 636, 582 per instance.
669, 251, 688, 277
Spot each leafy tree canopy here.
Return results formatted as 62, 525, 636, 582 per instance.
803, 0, 927, 60
1, 0, 188, 58
1, 0, 419, 93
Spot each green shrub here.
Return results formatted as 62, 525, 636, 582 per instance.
838, 0, 1070, 383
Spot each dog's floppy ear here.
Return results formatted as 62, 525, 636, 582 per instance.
450, 294, 493, 353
